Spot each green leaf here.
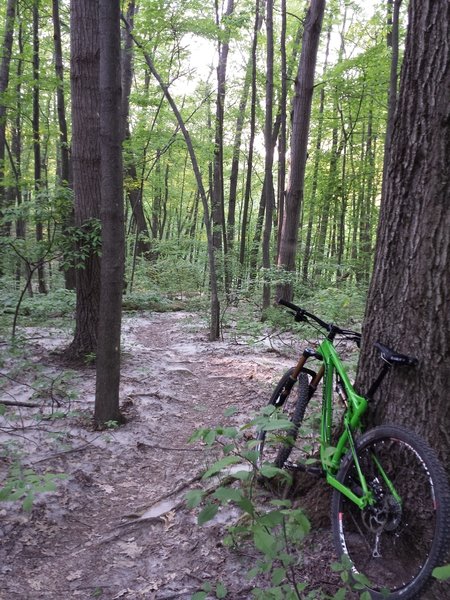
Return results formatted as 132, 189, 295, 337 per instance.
271, 567, 286, 586
259, 465, 285, 479
198, 503, 219, 525
237, 496, 255, 515
213, 487, 243, 503
253, 527, 277, 559
222, 427, 238, 438
333, 588, 346, 600
359, 592, 372, 600
242, 449, 259, 464
202, 456, 241, 478
22, 492, 34, 512
215, 581, 227, 598
191, 593, 207, 600
185, 489, 204, 508
432, 564, 450, 581
205, 429, 217, 446
258, 510, 284, 528
270, 499, 292, 508
260, 419, 295, 431
223, 406, 238, 417
230, 470, 251, 481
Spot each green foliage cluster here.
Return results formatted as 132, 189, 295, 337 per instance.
187, 411, 370, 599
0, 458, 66, 512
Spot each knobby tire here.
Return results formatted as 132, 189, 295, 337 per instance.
331, 424, 450, 599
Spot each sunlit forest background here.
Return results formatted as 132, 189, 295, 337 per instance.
0, 0, 406, 332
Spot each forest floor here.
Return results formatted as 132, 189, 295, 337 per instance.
0, 309, 347, 599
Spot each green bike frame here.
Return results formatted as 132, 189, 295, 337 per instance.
315, 338, 375, 510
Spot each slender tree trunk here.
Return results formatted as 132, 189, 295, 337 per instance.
276, 0, 287, 258
212, 0, 234, 293
33, 0, 47, 294
382, 0, 402, 194
276, 0, 326, 301
238, 0, 263, 288
121, 1, 151, 257
128, 32, 221, 340
95, 0, 125, 427
261, 0, 275, 311
0, 0, 16, 240
302, 26, 331, 283
52, 0, 75, 290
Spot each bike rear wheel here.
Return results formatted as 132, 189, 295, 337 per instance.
331, 424, 450, 599
257, 369, 310, 469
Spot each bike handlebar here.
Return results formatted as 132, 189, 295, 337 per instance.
278, 298, 361, 343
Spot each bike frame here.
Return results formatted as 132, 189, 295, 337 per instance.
314, 338, 373, 509
289, 337, 386, 510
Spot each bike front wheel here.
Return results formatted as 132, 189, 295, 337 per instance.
331, 424, 450, 599
257, 369, 310, 469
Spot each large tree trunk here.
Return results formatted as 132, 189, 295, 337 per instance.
95, 0, 125, 427
66, 0, 101, 360
276, 0, 326, 301
356, 0, 450, 478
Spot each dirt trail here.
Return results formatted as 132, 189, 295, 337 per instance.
0, 311, 336, 599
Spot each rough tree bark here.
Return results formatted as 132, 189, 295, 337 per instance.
356, 0, 450, 475
94, 0, 125, 427
66, 0, 101, 360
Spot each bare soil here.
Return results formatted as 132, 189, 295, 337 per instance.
0, 311, 341, 600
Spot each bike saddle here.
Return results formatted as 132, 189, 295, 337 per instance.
374, 342, 418, 366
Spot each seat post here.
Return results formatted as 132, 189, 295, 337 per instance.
366, 363, 390, 401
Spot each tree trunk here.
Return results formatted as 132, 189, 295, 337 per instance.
95, 0, 125, 427
33, 0, 47, 294
0, 0, 16, 243
121, 1, 151, 257
261, 0, 275, 312
212, 0, 234, 293
52, 0, 75, 290
66, 0, 101, 360
129, 32, 221, 340
382, 0, 402, 195
276, 0, 287, 259
276, 0, 326, 301
356, 0, 450, 488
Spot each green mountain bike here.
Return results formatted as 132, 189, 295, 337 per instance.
257, 299, 450, 600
